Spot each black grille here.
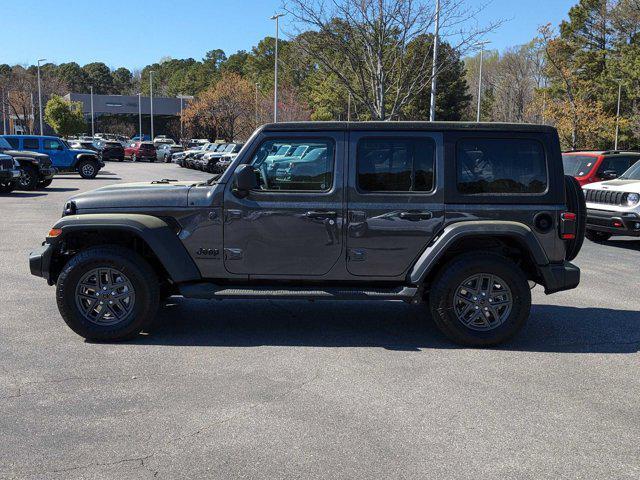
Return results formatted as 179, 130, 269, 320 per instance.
0, 158, 14, 170
585, 188, 627, 206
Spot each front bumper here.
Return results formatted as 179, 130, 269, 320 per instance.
29, 243, 54, 282
539, 261, 580, 294
586, 208, 640, 236
0, 168, 22, 182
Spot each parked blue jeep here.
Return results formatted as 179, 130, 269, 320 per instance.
2, 135, 104, 179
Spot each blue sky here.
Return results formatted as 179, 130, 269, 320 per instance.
2, 0, 576, 70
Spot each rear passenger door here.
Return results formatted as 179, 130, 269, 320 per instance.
346, 131, 444, 277
42, 138, 69, 167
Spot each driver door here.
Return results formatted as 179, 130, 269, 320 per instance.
223, 131, 345, 277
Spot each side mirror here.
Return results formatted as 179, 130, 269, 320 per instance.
233, 164, 258, 197
601, 170, 618, 180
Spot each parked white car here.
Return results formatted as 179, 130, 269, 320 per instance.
583, 161, 640, 242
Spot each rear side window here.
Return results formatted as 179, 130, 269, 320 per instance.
598, 156, 636, 176
357, 137, 435, 192
23, 138, 40, 150
457, 138, 547, 194
4, 137, 19, 149
43, 139, 63, 150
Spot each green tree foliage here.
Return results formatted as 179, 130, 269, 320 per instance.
82, 62, 114, 94
56, 63, 88, 93
112, 67, 133, 94
44, 95, 86, 136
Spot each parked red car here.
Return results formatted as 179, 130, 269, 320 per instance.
124, 141, 157, 162
562, 150, 640, 186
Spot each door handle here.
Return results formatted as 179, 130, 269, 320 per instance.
306, 210, 337, 219
399, 210, 433, 221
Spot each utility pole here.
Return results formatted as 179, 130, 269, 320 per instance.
476, 42, 490, 122
149, 71, 155, 140
429, 0, 440, 121
614, 79, 622, 150
37, 59, 46, 134
138, 93, 142, 141
270, 13, 285, 122
90, 86, 95, 137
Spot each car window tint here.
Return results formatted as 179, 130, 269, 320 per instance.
357, 137, 435, 192
248, 138, 334, 192
43, 139, 62, 150
23, 138, 40, 150
4, 137, 19, 148
457, 138, 547, 194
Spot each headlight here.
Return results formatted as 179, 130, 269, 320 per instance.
626, 193, 640, 206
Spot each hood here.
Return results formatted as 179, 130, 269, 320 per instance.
70, 180, 196, 211
70, 148, 98, 156
3, 149, 50, 161
583, 179, 640, 192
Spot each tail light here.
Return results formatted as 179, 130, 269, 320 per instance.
559, 212, 576, 240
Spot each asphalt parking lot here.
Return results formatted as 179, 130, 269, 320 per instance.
1, 162, 639, 479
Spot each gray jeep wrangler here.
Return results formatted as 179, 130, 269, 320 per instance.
29, 122, 585, 346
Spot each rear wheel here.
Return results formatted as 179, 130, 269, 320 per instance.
37, 178, 53, 189
429, 252, 531, 347
78, 159, 99, 179
56, 246, 160, 341
585, 229, 612, 243
18, 165, 39, 190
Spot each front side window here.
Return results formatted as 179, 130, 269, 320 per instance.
598, 156, 635, 176
23, 138, 40, 150
457, 138, 547, 194
357, 137, 435, 192
247, 138, 334, 192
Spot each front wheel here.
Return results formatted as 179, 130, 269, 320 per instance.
585, 229, 612, 243
38, 178, 53, 189
56, 246, 160, 341
0, 182, 16, 193
78, 160, 99, 179
429, 252, 531, 347
18, 165, 39, 190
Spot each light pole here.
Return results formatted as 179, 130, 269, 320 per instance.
347, 91, 352, 121
90, 86, 95, 137
37, 58, 46, 135
429, 0, 440, 121
138, 93, 142, 141
177, 94, 193, 141
255, 83, 260, 127
476, 42, 490, 122
614, 78, 622, 150
1, 89, 6, 135
149, 70, 155, 140
270, 13, 285, 122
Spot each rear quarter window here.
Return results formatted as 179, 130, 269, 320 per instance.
23, 138, 40, 150
457, 138, 547, 194
5, 137, 19, 149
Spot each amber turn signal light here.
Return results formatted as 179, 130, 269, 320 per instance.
48, 228, 62, 238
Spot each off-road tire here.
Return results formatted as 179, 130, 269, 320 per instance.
564, 175, 586, 261
585, 229, 612, 243
56, 246, 160, 341
0, 182, 16, 193
78, 159, 99, 179
18, 164, 39, 190
429, 252, 531, 347
37, 179, 53, 189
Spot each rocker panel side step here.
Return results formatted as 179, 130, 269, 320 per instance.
179, 283, 419, 302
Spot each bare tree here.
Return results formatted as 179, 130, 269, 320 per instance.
284, 0, 501, 120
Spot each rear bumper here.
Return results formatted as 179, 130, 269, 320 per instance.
29, 243, 54, 282
539, 261, 580, 294
586, 208, 640, 236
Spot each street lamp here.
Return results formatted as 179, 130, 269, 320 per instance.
254, 83, 260, 127
270, 13, 285, 123
429, 0, 440, 121
149, 70, 155, 140
37, 58, 46, 135
90, 86, 95, 137
475, 42, 490, 122
177, 94, 194, 141
614, 78, 623, 150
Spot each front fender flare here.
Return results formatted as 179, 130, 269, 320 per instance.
52, 213, 201, 283
408, 221, 549, 285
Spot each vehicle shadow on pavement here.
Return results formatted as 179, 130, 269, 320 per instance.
132, 299, 640, 354
601, 239, 640, 252
38, 187, 79, 192
0, 192, 48, 198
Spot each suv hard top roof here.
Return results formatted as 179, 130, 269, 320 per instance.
260, 121, 557, 134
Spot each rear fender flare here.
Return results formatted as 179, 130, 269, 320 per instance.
52, 213, 201, 283
408, 221, 549, 284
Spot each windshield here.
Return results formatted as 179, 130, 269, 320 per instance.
0, 137, 11, 149
619, 162, 640, 180
562, 154, 597, 177
62, 140, 71, 149
225, 144, 236, 152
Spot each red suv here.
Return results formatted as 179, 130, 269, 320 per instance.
125, 141, 157, 162
562, 150, 640, 186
